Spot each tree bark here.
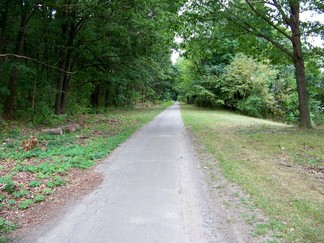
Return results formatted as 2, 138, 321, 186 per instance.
91, 84, 100, 107
63, 123, 80, 133
105, 83, 114, 107
55, 17, 69, 115
290, 3, 312, 128
105, 88, 109, 107
60, 58, 73, 114
41, 128, 63, 135
55, 68, 65, 114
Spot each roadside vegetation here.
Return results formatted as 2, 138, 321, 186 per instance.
177, 0, 323, 129
181, 104, 324, 242
0, 102, 171, 241
176, 52, 324, 128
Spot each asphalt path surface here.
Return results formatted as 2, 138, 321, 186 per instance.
23, 103, 218, 243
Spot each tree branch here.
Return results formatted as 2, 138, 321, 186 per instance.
218, 1, 294, 59
270, 0, 291, 25
0, 54, 76, 75
245, 0, 292, 41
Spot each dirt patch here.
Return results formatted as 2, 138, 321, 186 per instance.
305, 166, 324, 179
9, 168, 103, 241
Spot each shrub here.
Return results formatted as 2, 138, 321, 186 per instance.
237, 95, 263, 117
219, 53, 277, 115
194, 86, 220, 108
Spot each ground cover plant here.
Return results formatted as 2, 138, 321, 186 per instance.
181, 104, 324, 242
0, 102, 171, 241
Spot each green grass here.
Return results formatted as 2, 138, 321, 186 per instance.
181, 104, 324, 243
0, 101, 172, 237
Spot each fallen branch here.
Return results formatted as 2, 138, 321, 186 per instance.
63, 124, 81, 133
41, 128, 63, 135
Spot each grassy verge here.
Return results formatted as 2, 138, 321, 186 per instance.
180, 104, 324, 242
0, 102, 172, 240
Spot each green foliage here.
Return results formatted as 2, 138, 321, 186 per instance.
177, 53, 286, 118
53, 176, 66, 187
177, 45, 324, 124
33, 194, 45, 203
0, 176, 16, 193
12, 190, 30, 199
237, 95, 264, 118
0, 217, 16, 241
0, 0, 183, 121
0, 119, 8, 139
7, 200, 16, 207
178, 0, 323, 128
28, 180, 41, 187
45, 180, 55, 188
43, 188, 54, 195
219, 54, 277, 116
18, 199, 34, 210
194, 85, 223, 108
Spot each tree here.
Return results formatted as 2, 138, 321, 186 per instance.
2, 1, 35, 119
0, 0, 185, 121
180, 0, 324, 128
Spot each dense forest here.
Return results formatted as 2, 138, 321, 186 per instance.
0, 0, 323, 128
0, 0, 182, 124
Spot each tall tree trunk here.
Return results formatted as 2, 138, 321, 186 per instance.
113, 87, 119, 106
290, 3, 312, 128
90, 84, 100, 107
55, 17, 69, 115
32, 70, 37, 110
54, 2, 83, 115
105, 84, 114, 107
55, 53, 65, 115
56, 51, 75, 114
105, 88, 109, 107
3, 7, 31, 119
3, 68, 19, 118
60, 73, 71, 113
